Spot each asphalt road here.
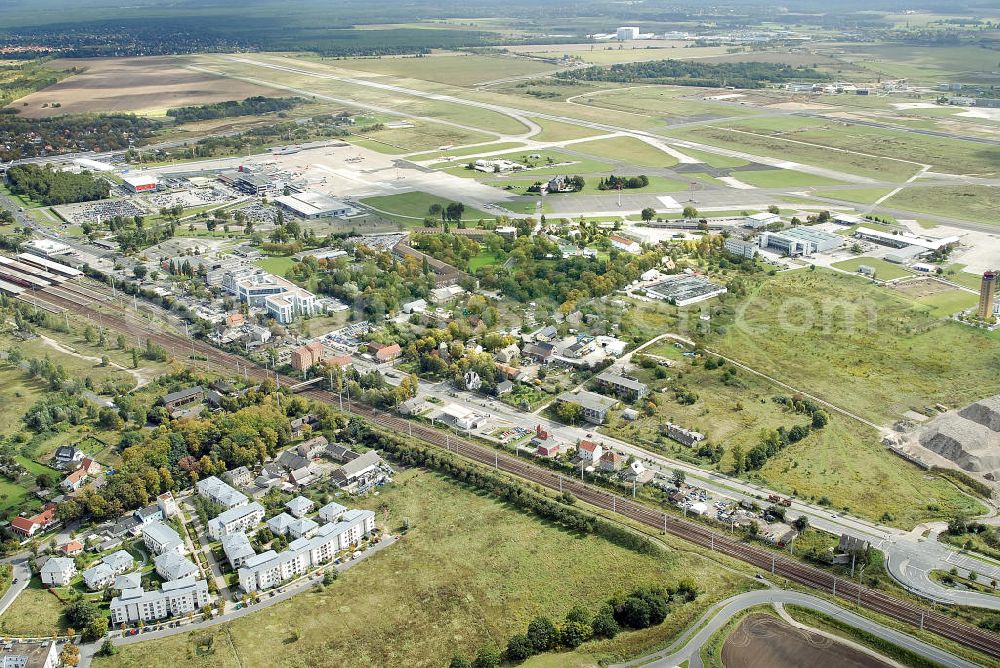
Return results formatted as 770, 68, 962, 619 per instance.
0, 558, 31, 617
611, 588, 983, 668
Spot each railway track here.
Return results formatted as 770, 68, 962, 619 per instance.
33, 290, 1000, 660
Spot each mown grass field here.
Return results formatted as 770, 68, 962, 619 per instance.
879, 185, 1000, 226
602, 346, 982, 527
359, 191, 495, 224
731, 168, 846, 188
329, 54, 557, 87
254, 255, 296, 277
707, 269, 1000, 424
569, 136, 680, 167
569, 85, 759, 121
530, 118, 606, 143
813, 187, 894, 205
94, 469, 753, 668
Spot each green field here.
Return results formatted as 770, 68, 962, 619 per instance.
668, 125, 921, 182
330, 54, 557, 87
840, 43, 1000, 85
94, 469, 753, 668
604, 344, 981, 527
405, 141, 527, 162
254, 255, 296, 277
707, 269, 1000, 424
359, 191, 495, 224
731, 169, 846, 189
468, 251, 501, 271
813, 188, 894, 205
879, 185, 1000, 226
0, 577, 82, 636
830, 257, 914, 280
569, 136, 680, 168
530, 118, 606, 143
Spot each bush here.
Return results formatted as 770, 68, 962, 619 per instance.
505, 634, 533, 662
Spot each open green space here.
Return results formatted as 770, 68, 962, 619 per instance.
569, 136, 679, 168
730, 169, 846, 189
254, 255, 296, 277
405, 141, 526, 162
530, 119, 606, 143
604, 344, 981, 527
667, 125, 921, 182
330, 54, 557, 87
569, 86, 757, 123
830, 257, 914, 281
813, 187, 893, 205
879, 185, 1000, 226
468, 251, 501, 272
359, 191, 495, 225
707, 269, 1000, 424
0, 576, 95, 637
94, 468, 753, 668
675, 147, 751, 168
840, 43, 1000, 85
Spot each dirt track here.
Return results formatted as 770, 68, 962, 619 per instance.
721, 614, 891, 668
11, 56, 271, 117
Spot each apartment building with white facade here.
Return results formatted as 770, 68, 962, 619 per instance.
110, 577, 210, 625
196, 475, 248, 509
207, 502, 265, 540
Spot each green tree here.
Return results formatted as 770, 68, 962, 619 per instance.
640, 207, 656, 222
449, 657, 471, 668
526, 616, 557, 652
682, 205, 699, 219
592, 604, 620, 638
472, 646, 501, 668
505, 634, 533, 662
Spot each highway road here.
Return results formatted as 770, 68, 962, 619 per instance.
611, 588, 984, 668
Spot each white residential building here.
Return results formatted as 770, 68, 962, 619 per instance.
266, 512, 296, 536
0, 641, 57, 668
239, 509, 376, 592
318, 501, 347, 523
155, 552, 199, 581
110, 577, 210, 625
285, 496, 315, 518
222, 532, 256, 569
82, 563, 116, 591
287, 517, 319, 539
196, 476, 248, 509
39, 557, 76, 586
142, 521, 184, 556
207, 502, 265, 540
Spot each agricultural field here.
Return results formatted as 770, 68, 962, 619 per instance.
706, 269, 1000, 424
12, 57, 273, 117
93, 469, 754, 668
830, 257, 914, 280
505, 42, 733, 65
834, 43, 1000, 85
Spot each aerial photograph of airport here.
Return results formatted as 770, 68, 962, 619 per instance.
0, 0, 999, 665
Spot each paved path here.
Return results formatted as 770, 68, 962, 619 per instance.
611, 588, 982, 668
0, 559, 31, 617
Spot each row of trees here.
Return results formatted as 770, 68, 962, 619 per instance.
453, 583, 698, 666
597, 174, 649, 190
166, 96, 302, 123
561, 59, 829, 89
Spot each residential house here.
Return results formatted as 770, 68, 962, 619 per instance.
663, 423, 705, 447
11, 503, 57, 538
595, 371, 649, 402
82, 563, 117, 591
223, 466, 254, 489
287, 517, 319, 539
372, 343, 402, 363
207, 502, 265, 540
104, 550, 135, 574
522, 342, 555, 364
133, 504, 163, 527
330, 451, 391, 493
110, 577, 210, 625
266, 512, 296, 537
318, 501, 347, 523
285, 496, 315, 518
276, 450, 310, 472
60, 540, 84, 556
325, 444, 360, 463
222, 532, 256, 569
623, 460, 655, 484
556, 390, 618, 424
238, 509, 376, 592
142, 521, 184, 556
289, 414, 318, 436
40, 557, 76, 586
577, 440, 603, 464
494, 344, 521, 364
196, 476, 248, 509
296, 436, 328, 458
155, 551, 199, 581
52, 446, 84, 469
599, 450, 624, 472
496, 379, 514, 396
157, 491, 179, 518
60, 467, 89, 493
114, 572, 142, 591
536, 442, 562, 458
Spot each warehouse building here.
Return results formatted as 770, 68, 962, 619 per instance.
854, 226, 959, 252
759, 227, 841, 256
274, 192, 356, 219
122, 173, 159, 193
646, 274, 727, 306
